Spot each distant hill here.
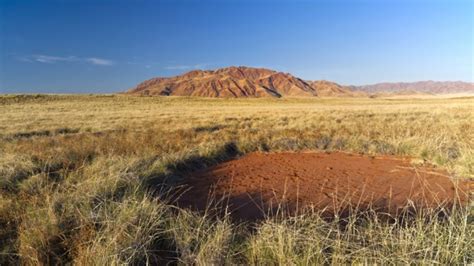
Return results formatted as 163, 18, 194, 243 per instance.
350, 81, 474, 94
308, 80, 366, 97
127, 67, 473, 97
127, 66, 356, 97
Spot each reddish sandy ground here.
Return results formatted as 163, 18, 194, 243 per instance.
178, 152, 472, 220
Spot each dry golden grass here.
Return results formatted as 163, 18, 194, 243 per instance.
0, 94, 472, 264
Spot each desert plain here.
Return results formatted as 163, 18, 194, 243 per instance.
0, 94, 472, 264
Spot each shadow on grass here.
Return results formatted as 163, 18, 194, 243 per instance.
142, 141, 241, 196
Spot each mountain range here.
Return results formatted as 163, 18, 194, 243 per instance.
126, 66, 474, 97
349, 81, 474, 95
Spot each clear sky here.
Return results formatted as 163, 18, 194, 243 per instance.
0, 0, 472, 93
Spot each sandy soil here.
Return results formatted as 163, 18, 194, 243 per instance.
178, 152, 471, 220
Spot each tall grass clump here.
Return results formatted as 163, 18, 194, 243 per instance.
246, 207, 472, 264
74, 197, 173, 265
171, 209, 234, 265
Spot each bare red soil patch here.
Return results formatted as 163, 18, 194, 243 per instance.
178, 152, 471, 220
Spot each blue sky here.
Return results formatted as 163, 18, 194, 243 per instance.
0, 0, 472, 93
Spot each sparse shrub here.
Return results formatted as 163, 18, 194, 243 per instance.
315, 135, 332, 150
372, 140, 397, 155
442, 143, 461, 160
272, 138, 300, 150
396, 142, 414, 155
332, 138, 347, 150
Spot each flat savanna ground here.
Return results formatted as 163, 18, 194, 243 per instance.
0, 95, 473, 264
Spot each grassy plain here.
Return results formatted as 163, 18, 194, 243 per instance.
0, 94, 473, 264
